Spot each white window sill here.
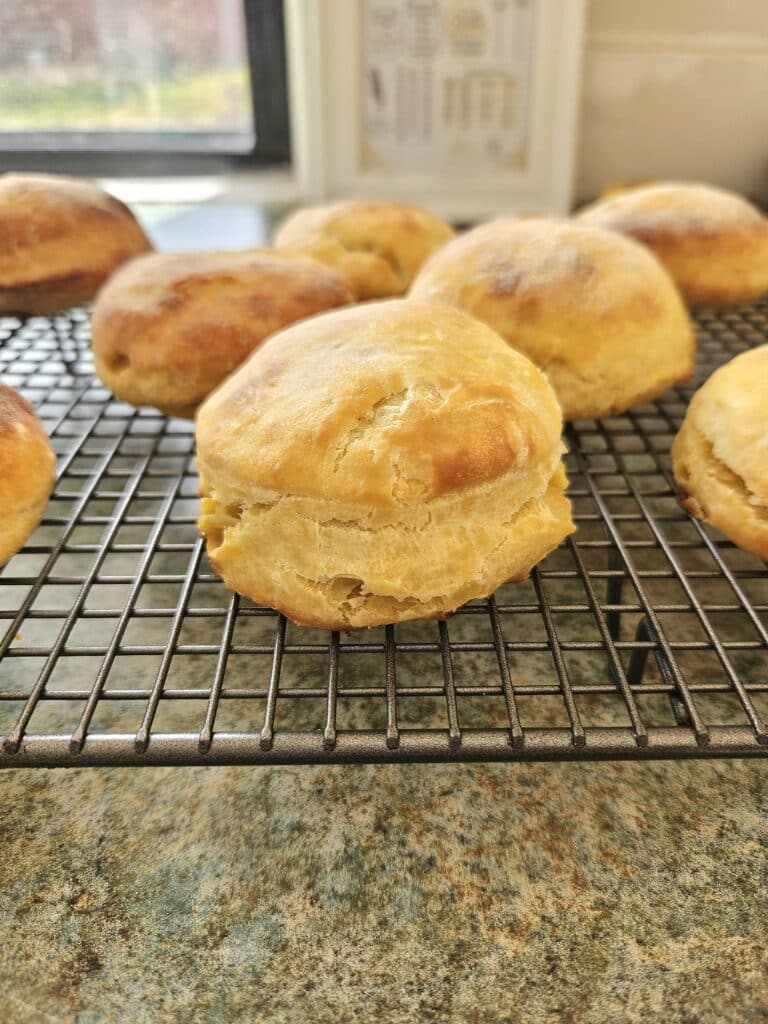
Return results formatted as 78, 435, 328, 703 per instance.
98, 169, 303, 208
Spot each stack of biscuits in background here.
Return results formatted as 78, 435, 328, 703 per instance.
1, 172, 767, 629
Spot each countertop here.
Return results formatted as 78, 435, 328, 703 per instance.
3, 757, 768, 1023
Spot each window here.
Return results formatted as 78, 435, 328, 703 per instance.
0, 0, 290, 173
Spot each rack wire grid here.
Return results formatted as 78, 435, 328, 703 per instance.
0, 304, 767, 768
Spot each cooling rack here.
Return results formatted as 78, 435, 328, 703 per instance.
0, 305, 766, 767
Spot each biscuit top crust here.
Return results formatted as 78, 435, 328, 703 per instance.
196, 299, 563, 507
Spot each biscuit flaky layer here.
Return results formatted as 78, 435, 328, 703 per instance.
577, 182, 768, 308
0, 384, 56, 565
196, 300, 574, 628
672, 345, 768, 560
274, 199, 455, 300
199, 463, 573, 629
410, 217, 695, 421
91, 249, 354, 418
0, 173, 151, 313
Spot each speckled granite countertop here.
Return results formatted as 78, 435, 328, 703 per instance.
2, 758, 768, 1023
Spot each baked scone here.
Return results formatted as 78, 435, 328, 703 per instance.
672, 345, 768, 560
0, 384, 56, 565
577, 182, 768, 307
273, 199, 454, 299
410, 217, 695, 421
0, 173, 152, 314
91, 249, 354, 418
197, 300, 574, 629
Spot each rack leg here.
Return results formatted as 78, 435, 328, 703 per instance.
627, 616, 690, 726
606, 547, 624, 640
627, 617, 651, 684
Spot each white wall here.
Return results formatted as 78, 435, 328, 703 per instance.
575, 0, 768, 206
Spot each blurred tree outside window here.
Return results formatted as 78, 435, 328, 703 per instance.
0, 0, 256, 150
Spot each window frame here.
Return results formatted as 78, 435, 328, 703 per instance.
0, 0, 291, 175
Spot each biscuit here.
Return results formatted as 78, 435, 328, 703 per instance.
0, 173, 152, 314
410, 217, 695, 420
672, 345, 768, 560
92, 249, 354, 418
196, 300, 574, 629
0, 384, 56, 565
577, 182, 768, 307
274, 199, 454, 299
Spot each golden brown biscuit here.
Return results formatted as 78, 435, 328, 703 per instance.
91, 249, 355, 419
672, 346, 768, 560
0, 173, 152, 314
577, 182, 768, 307
196, 300, 574, 629
410, 217, 695, 420
0, 384, 56, 565
274, 199, 454, 299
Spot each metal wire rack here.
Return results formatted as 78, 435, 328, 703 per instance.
0, 304, 766, 768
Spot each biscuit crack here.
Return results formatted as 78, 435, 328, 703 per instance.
332, 389, 410, 471
699, 434, 768, 523
293, 570, 449, 626
200, 494, 274, 550
292, 508, 432, 534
